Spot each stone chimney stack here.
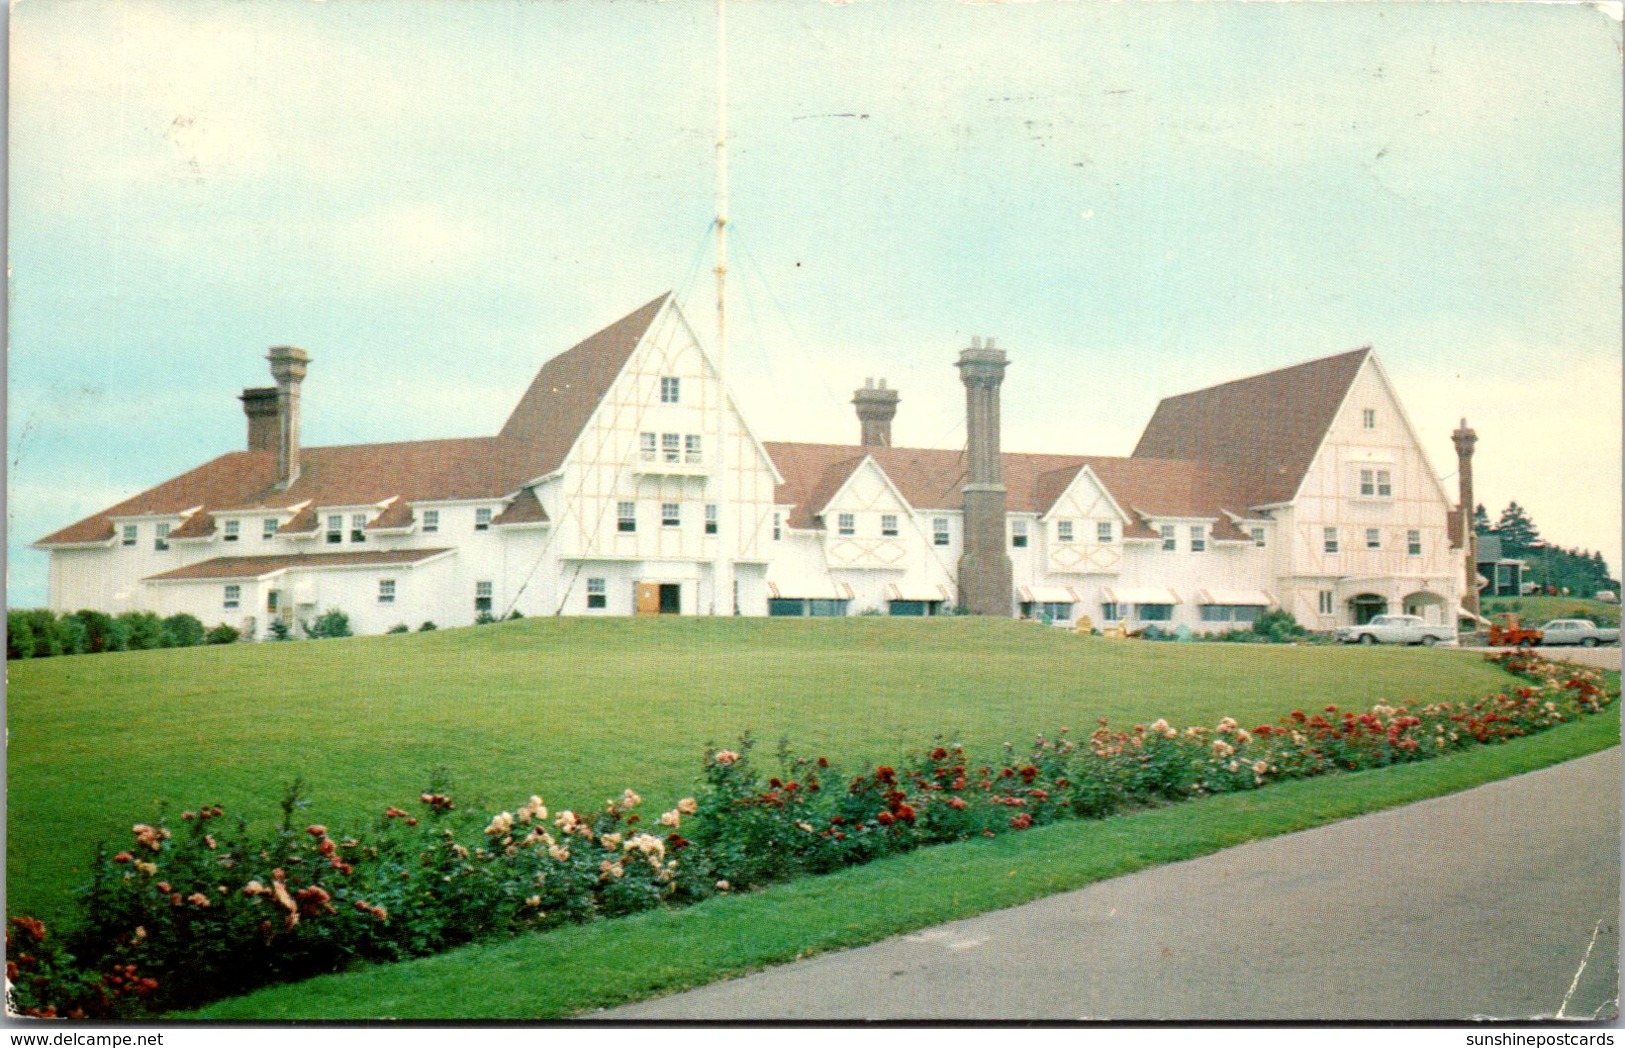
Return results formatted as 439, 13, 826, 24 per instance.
267, 345, 310, 489
956, 337, 1013, 617
239, 387, 279, 453
852, 377, 900, 448
1452, 418, 1479, 617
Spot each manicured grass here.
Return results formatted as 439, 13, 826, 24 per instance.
191, 701, 1620, 1020
8, 618, 1518, 925
1481, 595, 1620, 627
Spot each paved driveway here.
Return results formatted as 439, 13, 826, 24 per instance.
1463, 646, 1620, 672
602, 748, 1620, 1021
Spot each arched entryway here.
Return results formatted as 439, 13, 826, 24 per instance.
1402, 591, 1447, 626
1349, 593, 1389, 625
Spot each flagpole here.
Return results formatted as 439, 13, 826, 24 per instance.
712, 0, 734, 615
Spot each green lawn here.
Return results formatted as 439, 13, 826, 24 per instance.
1481, 595, 1620, 627
8, 618, 1520, 926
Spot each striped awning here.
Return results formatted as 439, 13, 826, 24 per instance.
1102, 586, 1181, 605
1195, 589, 1275, 607
766, 580, 855, 601
1019, 585, 1080, 604
886, 583, 951, 603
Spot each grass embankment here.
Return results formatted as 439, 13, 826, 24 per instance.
1481, 595, 1620, 627
193, 700, 1620, 1020
10, 618, 1518, 925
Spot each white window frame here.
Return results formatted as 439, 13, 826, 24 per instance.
1360, 469, 1376, 497
262, 517, 279, 540
1407, 529, 1422, 556
351, 514, 368, 543
662, 433, 681, 463
1160, 525, 1176, 552
1250, 526, 1265, 547
881, 514, 899, 538
378, 579, 396, 604
640, 432, 657, 462
586, 577, 607, 610
1057, 520, 1075, 543
1318, 590, 1334, 615
1363, 408, 1376, 429
422, 509, 440, 533
1376, 470, 1392, 497
773, 513, 782, 542
224, 584, 241, 610
662, 502, 681, 528
1366, 528, 1382, 551
1190, 525, 1206, 553
475, 580, 493, 613
684, 434, 703, 464
837, 513, 855, 537
933, 518, 950, 547
660, 376, 680, 404
705, 504, 718, 535
155, 523, 170, 552
617, 501, 637, 533
474, 507, 492, 531
1097, 520, 1113, 544
1011, 519, 1029, 548
223, 519, 240, 542
1323, 527, 1340, 554
327, 515, 344, 544
122, 524, 138, 547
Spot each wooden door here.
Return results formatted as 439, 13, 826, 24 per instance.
635, 582, 661, 616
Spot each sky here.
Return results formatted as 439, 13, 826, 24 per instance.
8, 0, 1622, 606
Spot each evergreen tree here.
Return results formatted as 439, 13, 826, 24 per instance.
1472, 503, 1492, 535
1494, 502, 1541, 557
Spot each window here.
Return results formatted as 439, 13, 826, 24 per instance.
1097, 521, 1113, 544
587, 578, 607, 609
1363, 408, 1376, 429
327, 515, 344, 544
684, 434, 703, 464
881, 514, 899, 538
1360, 469, 1375, 496
378, 579, 396, 604
1318, 590, 1335, 615
155, 523, 170, 552
267, 590, 279, 614
422, 509, 440, 533
1101, 602, 1122, 622
933, 518, 950, 547
660, 376, 681, 404
808, 599, 848, 617
1377, 470, 1392, 497
640, 432, 657, 462
122, 524, 138, 547
1011, 520, 1029, 548
773, 512, 782, 541
1057, 520, 1075, 543
224, 584, 241, 610
1408, 529, 1422, 556
475, 581, 493, 613
618, 502, 637, 533
1323, 527, 1339, 554
351, 514, 367, 543
1360, 469, 1392, 497
662, 502, 680, 528
1190, 525, 1206, 553
1251, 526, 1266, 548
705, 504, 718, 535
1160, 525, 1176, 551
1200, 605, 1263, 624
263, 517, 279, 540
837, 513, 855, 537
1366, 528, 1382, 550
662, 433, 681, 463
1137, 604, 1173, 622
219, 519, 238, 543
474, 508, 492, 531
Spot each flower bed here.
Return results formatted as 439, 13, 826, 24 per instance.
6, 652, 1612, 1019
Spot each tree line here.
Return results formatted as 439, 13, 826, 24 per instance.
1475, 501, 1619, 597
7, 609, 240, 660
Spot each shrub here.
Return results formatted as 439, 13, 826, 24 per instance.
507, 610, 524, 621
54, 615, 88, 656
386, 623, 410, 635
1252, 609, 1305, 642
161, 613, 206, 649
474, 611, 498, 626
301, 609, 352, 640
418, 621, 438, 632
267, 620, 293, 642
74, 610, 130, 654
19, 610, 67, 658
117, 611, 166, 651
205, 623, 240, 645
8, 611, 36, 660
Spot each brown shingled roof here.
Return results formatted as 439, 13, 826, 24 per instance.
144, 548, 454, 582
1132, 347, 1371, 507
168, 510, 217, 540
366, 499, 415, 531
499, 293, 671, 477
492, 488, 549, 526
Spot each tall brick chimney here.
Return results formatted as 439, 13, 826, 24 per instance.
267, 346, 310, 489
852, 378, 899, 447
1452, 418, 1479, 618
239, 387, 279, 452
956, 337, 1013, 617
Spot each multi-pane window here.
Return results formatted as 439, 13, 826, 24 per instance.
263, 517, 279, 540
1057, 521, 1074, 543
327, 515, 344, 544
475, 581, 493, 613
618, 502, 637, 533
1323, 527, 1340, 554
1408, 529, 1422, 556
662, 433, 681, 463
1190, 525, 1207, 553
660, 377, 681, 404
685, 434, 703, 464
1250, 526, 1266, 547
1363, 408, 1376, 429
662, 502, 680, 528
352, 514, 368, 543
1160, 525, 1176, 551
1377, 471, 1392, 497
122, 524, 138, 547
224, 584, 241, 610
1097, 521, 1113, 544
640, 432, 657, 462
1360, 469, 1393, 497
837, 513, 855, 536
1011, 520, 1029, 548
1137, 604, 1173, 622
422, 509, 440, 533
378, 579, 396, 604
1318, 590, 1334, 615
881, 514, 899, 538
705, 504, 718, 535
772, 513, 782, 541
586, 578, 607, 609
1101, 602, 1122, 621
1366, 528, 1382, 550
223, 519, 241, 542
933, 518, 950, 547
155, 523, 170, 552
267, 591, 279, 615
474, 508, 492, 531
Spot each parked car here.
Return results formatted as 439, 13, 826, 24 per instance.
1337, 614, 1457, 646
1537, 620, 1620, 647
1596, 591, 1618, 604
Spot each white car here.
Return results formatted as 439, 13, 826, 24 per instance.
1337, 614, 1457, 646
1537, 620, 1620, 647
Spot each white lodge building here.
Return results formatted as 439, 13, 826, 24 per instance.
36, 294, 1469, 637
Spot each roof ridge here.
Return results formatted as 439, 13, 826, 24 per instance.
1154, 345, 1372, 405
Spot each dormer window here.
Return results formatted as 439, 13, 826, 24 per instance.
351, 514, 368, 543
1190, 525, 1207, 553
474, 508, 492, 531
422, 509, 440, 533
122, 524, 138, 547
933, 518, 950, 546
1251, 526, 1266, 548
223, 520, 240, 543
155, 523, 170, 552
1160, 525, 1176, 551
327, 515, 344, 544
262, 517, 279, 540
661, 377, 681, 404
1011, 520, 1029, 548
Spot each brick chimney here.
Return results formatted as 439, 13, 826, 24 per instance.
267, 346, 310, 489
956, 337, 1013, 617
1452, 418, 1479, 617
852, 378, 900, 447
239, 387, 279, 452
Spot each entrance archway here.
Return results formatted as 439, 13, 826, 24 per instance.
1349, 593, 1388, 625
1402, 591, 1447, 626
